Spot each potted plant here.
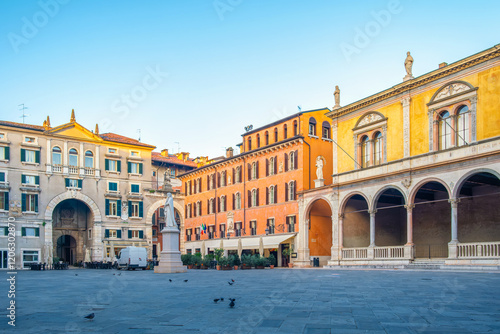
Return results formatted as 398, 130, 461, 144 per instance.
201, 256, 211, 269
254, 256, 267, 269
283, 248, 293, 268
193, 253, 202, 269
267, 254, 276, 269
241, 254, 253, 269
181, 254, 192, 268
230, 254, 241, 270
214, 248, 224, 270
219, 256, 231, 270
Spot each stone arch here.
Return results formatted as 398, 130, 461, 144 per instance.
305, 197, 333, 263
409, 177, 451, 204
452, 168, 500, 199
353, 111, 387, 129
372, 185, 408, 209
340, 191, 371, 213
304, 195, 334, 222
45, 191, 102, 221
429, 80, 476, 104
373, 186, 408, 247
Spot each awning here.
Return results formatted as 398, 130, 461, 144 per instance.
222, 239, 239, 250
241, 233, 296, 250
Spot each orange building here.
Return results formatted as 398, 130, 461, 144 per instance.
179, 108, 333, 266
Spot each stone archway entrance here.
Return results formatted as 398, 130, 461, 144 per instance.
56, 235, 76, 264
307, 198, 332, 266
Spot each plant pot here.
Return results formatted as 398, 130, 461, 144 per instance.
201, 265, 208, 270
233, 265, 239, 270
270, 265, 274, 269
241, 265, 251, 270
288, 263, 293, 268
216, 265, 221, 270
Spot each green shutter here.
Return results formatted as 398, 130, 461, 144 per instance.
105, 199, 109, 216
20, 149, 26, 162
105, 229, 109, 238
34, 194, 38, 212
139, 201, 143, 218
3, 227, 7, 236
117, 200, 122, 216
4, 147, 9, 160
105, 159, 109, 171
139, 230, 144, 239
78, 179, 82, 188
128, 201, 132, 216
21, 175, 26, 184
35, 175, 39, 185
128, 230, 132, 239
117, 230, 122, 238
35, 150, 40, 164
0, 173, 4, 182
127, 162, 132, 173
35, 228, 40, 237
139, 163, 143, 175
4, 192, 8, 210
22, 193, 26, 212
117, 160, 121, 172
65, 179, 70, 187
22, 227, 26, 236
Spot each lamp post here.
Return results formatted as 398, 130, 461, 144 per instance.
265, 228, 269, 235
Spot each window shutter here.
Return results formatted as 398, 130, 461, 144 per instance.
105, 159, 109, 171
274, 156, 278, 174
35, 150, 40, 164
34, 194, 38, 212
185, 182, 187, 194
294, 150, 298, 169
128, 230, 132, 239
247, 164, 251, 180
217, 197, 220, 213
139, 202, 143, 217
200, 201, 203, 215
127, 162, 132, 173
4, 147, 9, 160
65, 179, 69, 187
22, 193, 26, 211
217, 173, 220, 188
4, 192, 8, 210
105, 199, 110, 215
22, 227, 26, 236
285, 183, 289, 202
21, 175, 26, 184
293, 181, 297, 200
256, 188, 259, 207
248, 190, 251, 207
232, 168, 235, 183
139, 163, 143, 174
117, 160, 121, 172
117, 230, 122, 238
117, 200, 122, 216
232, 194, 235, 210
185, 205, 188, 217
256, 161, 259, 179
139, 230, 144, 239
20, 148, 26, 162
128, 201, 133, 216
0, 173, 4, 182
224, 172, 227, 186
35, 228, 40, 237
224, 196, 227, 211
266, 158, 269, 176
206, 200, 209, 213
207, 175, 210, 190
35, 175, 40, 185
78, 179, 82, 188
266, 187, 269, 205
190, 204, 192, 217
284, 153, 288, 171
274, 185, 278, 203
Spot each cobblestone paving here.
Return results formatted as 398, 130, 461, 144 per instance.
1, 268, 499, 333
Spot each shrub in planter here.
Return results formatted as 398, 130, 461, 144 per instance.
201, 257, 211, 269
267, 254, 276, 268
241, 254, 253, 269
254, 257, 268, 269
219, 256, 232, 270
181, 254, 191, 266
193, 254, 202, 268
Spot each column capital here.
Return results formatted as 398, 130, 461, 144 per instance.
448, 198, 461, 206
338, 213, 345, 219
404, 204, 415, 211
368, 209, 377, 215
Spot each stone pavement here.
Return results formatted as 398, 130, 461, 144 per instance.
1, 268, 500, 333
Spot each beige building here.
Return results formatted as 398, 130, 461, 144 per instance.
0, 111, 185, 269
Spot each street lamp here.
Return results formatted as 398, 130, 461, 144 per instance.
265, 228, 269, 235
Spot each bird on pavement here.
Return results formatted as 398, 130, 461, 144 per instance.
231, 279, 235, 282
213, 298, 220, 303
84, 313, 95, 320
184, 279, 188, 282
220, 298, 224, 302
228, 281, 234, 286
169, 279, 172, 282
229, 299, 235, 308
75, 274, 78, 276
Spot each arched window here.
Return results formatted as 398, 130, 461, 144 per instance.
251, 189, 258, 207
209, 198, 214, 214
361, 136, 370, 168
235, 192, 241, 210
252, 162, 258, 179
293, 120, 298, 136
221, 171, 226, 187
289, 151, 295, 170
265, 131, 269, 145
257, 134, 261, 148
274, 128, 278, 142
52, 147, 62, 165
283, 124, 288, 139
322, 121, 330, 139
269, 185, 275, 204
235, 166, 241, 183
288, 181, 295, 201
373, 132, 382, 166
309, 117, 317, 136
69, 148, 78, 166
220, 196, 226, 212
248, 137, 252, 151
85, 150, 94, 168
457, 105, 470, 146
439, 111, 452, 150
269, 157, 275, 176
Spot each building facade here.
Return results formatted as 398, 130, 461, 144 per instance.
297, 44, 500, 267
179, 108, 333, 266
0, 111, 185, 269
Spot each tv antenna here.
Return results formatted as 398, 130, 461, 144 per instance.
18, 104, 30, 123
297, 105, 302, 112
137, 129, 141, 142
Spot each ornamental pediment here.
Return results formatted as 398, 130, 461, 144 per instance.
353, 111, 387, 130
429, 80, 477, 105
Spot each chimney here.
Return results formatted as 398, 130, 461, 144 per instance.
161, 149, 169, 157
439, 62, 448, 69
226, 147, 234, 158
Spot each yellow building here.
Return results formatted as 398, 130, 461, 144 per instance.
297, 44, 500, 268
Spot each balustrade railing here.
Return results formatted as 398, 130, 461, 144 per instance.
342, 248, 368, 259
374, 246, 405, 259
457, 242, 500, 258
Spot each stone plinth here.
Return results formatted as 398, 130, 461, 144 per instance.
403, 74, 414, 82
314, 179, 324, 188
154, 226, 187, 273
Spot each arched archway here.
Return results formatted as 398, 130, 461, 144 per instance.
342, 193, 370, 248
413, 180, 450, 258
306, 198, 332, 265
374, 187, 407, 247
456, 171, 500, 243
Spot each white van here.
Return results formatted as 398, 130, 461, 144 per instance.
116, 247, 148, 270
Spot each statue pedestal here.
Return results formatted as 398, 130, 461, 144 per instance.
314, 179, 324, 188
403, 74, 414, 82
154, 226, 187, 274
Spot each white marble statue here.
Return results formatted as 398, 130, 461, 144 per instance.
333, 85, 340, 108
316, 156, 324, 180
164, 193, 176, 228
405, 51, 413, 77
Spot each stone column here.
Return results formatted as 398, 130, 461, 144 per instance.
448, 198, 460, 259
44, 220, 53, 266
332, 122, 338, 175
46, 138, 52, 174
330, 213, 343, 264
92, 221, 103, 261
404, 204, 415, 259
369, 210, 377, 247
470, 96, 477, 143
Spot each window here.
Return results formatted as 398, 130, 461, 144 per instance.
130, 230, 140, 239
284, 124, 288, 139
0, 133, 4, 140
268, 157, 275, 176
0, 192, 8, 211
85, 151, 94, 168
457, 105, 470, 147
361, 135, 370, 168
267, 219, 275, 235
106, 199, 119, 216
0, 146, 9, 160
289, 151, 297, 170
65, 179, 82, 189
268, 185, 276, 205
108, 229, 118, 238
274, 128, 278, 142
195, 227, 201, 240
235, 222, 242, 237
25, 137, 35, 144
438, 111, 452, 150
257, 134, 261, 148
234, 192, 241, 210
131, 184, 140, 193
252, 162, 258, 180
21, 149, 39, 164
0, 172, 4, 182
287, 216, 296, 232
22, 174, 39, 186
108, 148, 117, 154
88, 229, 92, 240
221, 171, 226, 187
285, 181, 296, 201
22, 194, 38, 212
171, 168, 176, 178
22, 227, 39, 237
22, 250, 39, 269
251, 189, 258, 207
108, 182, 118, 192
186, 229, 192, 241
128, 162, 143, 174
105, 159, 121, 172
219, 224, 226, 238
209, 199, 214, 214
250, 220, 257, 235
373, 132, 382, 166
309, 117, 317, 136
196, 201, 202, 216
208, 225, 215, 239
220, 196, 226, 212
248, 137, 252, 151
235, 166, 241, 183
322, 121, 331, 139
52, 147, 62, 165
265, 131, 269, 145
130, 151, 139, 157
293, 120, 298, 136
69, 148, 78, 166
129, 201, 143, 218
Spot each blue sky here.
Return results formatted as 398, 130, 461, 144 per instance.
1, 0, 499, 158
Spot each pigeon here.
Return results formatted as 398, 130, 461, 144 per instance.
169, 279, 172, 282
229, 299, 235, 308
113, 273, 115, 275
213, 298, 220, 303
75, 274, 78, 276
231, 279, 235, 282
228, 281, 234, 286
118, 273, 121, 276
84, 313, 95, 320
220, 298, 224, 302
184, 280, 188, 282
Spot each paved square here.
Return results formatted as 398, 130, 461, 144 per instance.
1, 268, 500, 333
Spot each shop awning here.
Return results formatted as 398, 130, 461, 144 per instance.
241, 233, 296, 250
221, 239, 239, 250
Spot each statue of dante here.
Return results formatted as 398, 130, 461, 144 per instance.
404, 51, 413, 76
316, 156, 324, 180
164, 193, 176, 228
